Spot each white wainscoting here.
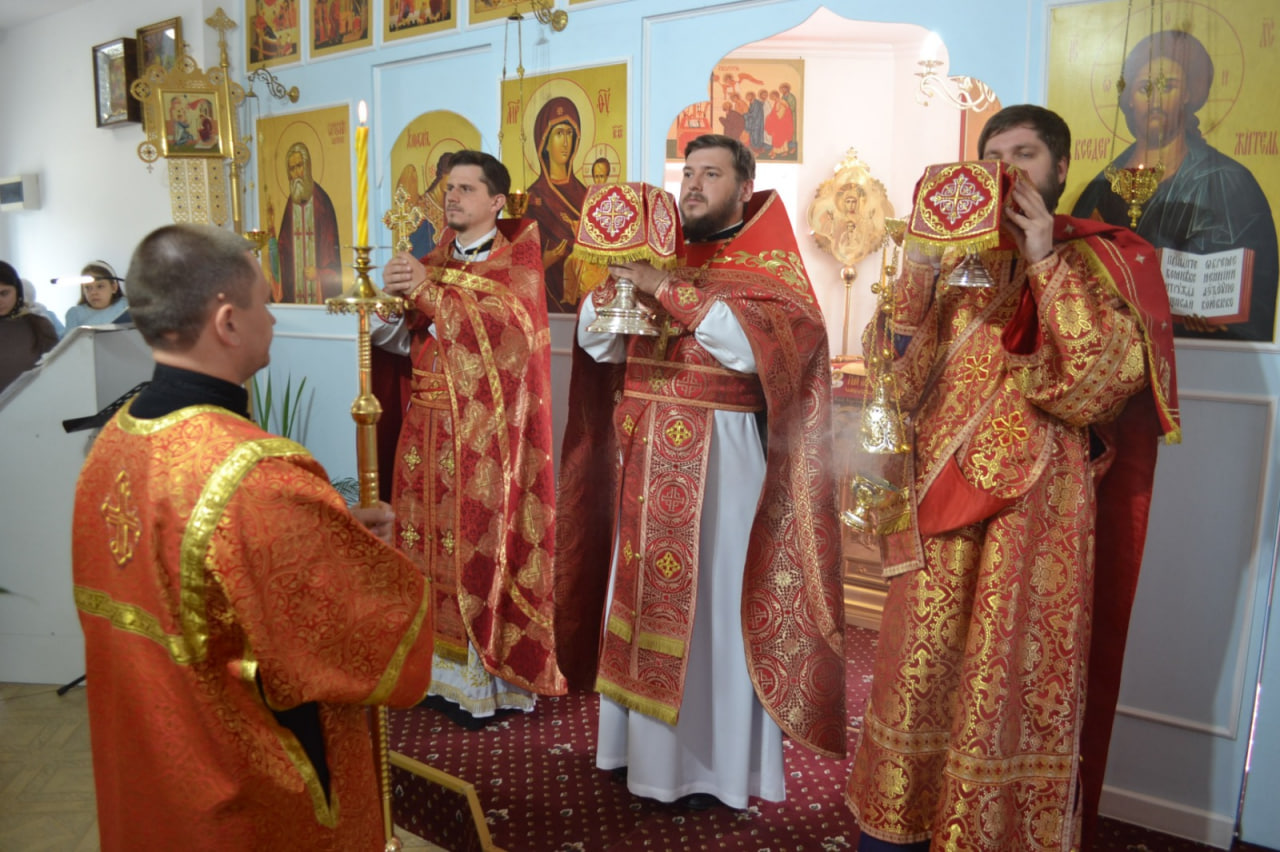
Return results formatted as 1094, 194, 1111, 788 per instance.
1100, 390, 1275, 848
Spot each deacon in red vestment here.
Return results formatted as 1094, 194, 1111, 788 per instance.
557, 134, 846, 810
379, 150, 565, 725
72, 224, 434, 852
845, 106, 1179, 852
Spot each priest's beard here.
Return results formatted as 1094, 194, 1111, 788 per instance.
290, 176, 315, 205
681, 193, 743, 243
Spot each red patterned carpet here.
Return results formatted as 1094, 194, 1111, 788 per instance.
388, 626, 1267, 852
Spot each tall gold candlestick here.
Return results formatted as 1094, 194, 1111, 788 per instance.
326, 245, 405, 851
356, 101, 370, 247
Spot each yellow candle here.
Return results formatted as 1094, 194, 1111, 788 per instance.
356, 100, 369, 246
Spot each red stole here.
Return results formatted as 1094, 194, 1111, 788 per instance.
391, 218, 566, 696
557, 190, 847, 757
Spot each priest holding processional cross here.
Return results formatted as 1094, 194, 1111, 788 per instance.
376, 149, 566, 728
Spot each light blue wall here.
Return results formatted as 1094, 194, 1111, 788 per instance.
1, 1, 1277, 847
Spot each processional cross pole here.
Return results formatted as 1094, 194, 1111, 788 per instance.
327, 249, 405, 851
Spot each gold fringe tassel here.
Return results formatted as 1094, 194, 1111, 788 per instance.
570, 244, 681, 270
903, 228, 1002, 258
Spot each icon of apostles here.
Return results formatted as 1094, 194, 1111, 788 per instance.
278, 141, 344, 304
525, 96, 589, 312
1072, 29, 1279, 341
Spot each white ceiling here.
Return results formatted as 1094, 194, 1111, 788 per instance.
0, 0, 91, 32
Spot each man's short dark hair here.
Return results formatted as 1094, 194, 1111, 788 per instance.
977, 104, 1072, 171
447, 150, 511, 198
684, 134, 756, 183
126, 224, 257, 351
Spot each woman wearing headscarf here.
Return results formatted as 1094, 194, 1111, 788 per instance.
65, 261, 129, 329
526, 96, 588, 312
1, 260, 58, 393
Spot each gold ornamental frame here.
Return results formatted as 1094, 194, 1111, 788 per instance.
131, 8, 250, 232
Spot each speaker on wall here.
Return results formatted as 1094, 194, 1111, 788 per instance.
0, 174, 40, 212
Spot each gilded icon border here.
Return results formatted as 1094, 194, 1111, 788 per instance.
92, 38, 141, 128
159, 88, 228, 158
136, 17, 183, 77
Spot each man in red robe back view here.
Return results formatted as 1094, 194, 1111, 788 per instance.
73, 223, 435, 851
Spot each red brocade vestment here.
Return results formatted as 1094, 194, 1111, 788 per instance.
557, 190, 847, 758
73, 404, 433, 851
390, 218, 566, 695
846, 217, 1179, 850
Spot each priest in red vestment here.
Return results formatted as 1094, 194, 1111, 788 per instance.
72, 224, 435, 851
556, 134, 846, 811
845, 105, 1180, 852
379, 150, 565, 726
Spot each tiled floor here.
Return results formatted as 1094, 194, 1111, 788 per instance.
0, 682, 443, 851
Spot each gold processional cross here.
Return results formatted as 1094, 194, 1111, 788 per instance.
382, 186, 426, 252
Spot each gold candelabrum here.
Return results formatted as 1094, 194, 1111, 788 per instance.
325, 245, 406, 852
842, 218, 911, 536
1105, 162, 1164, 228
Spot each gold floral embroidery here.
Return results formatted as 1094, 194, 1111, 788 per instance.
1031, 807, 1064, 847
466, 456, 503, 510
450, 349, 485, 398
874, 762, 908, 798
724, 249, 811, 297
1120, 339, 1145, 381
518, 495, 552, 546
665, 419, 692, 447
970, 455, 1000, 490
962, 352, 992, 382
1053, 295, 1093, 337
101, 471, 141, 566
1047, 472, 1082, 516
655, 551, 681, 578
1029, 556, 1060, 596
990, 411, 1028, 446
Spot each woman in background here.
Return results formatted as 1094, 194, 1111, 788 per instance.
64, 261, 128, 329
1, 260, 58, 393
